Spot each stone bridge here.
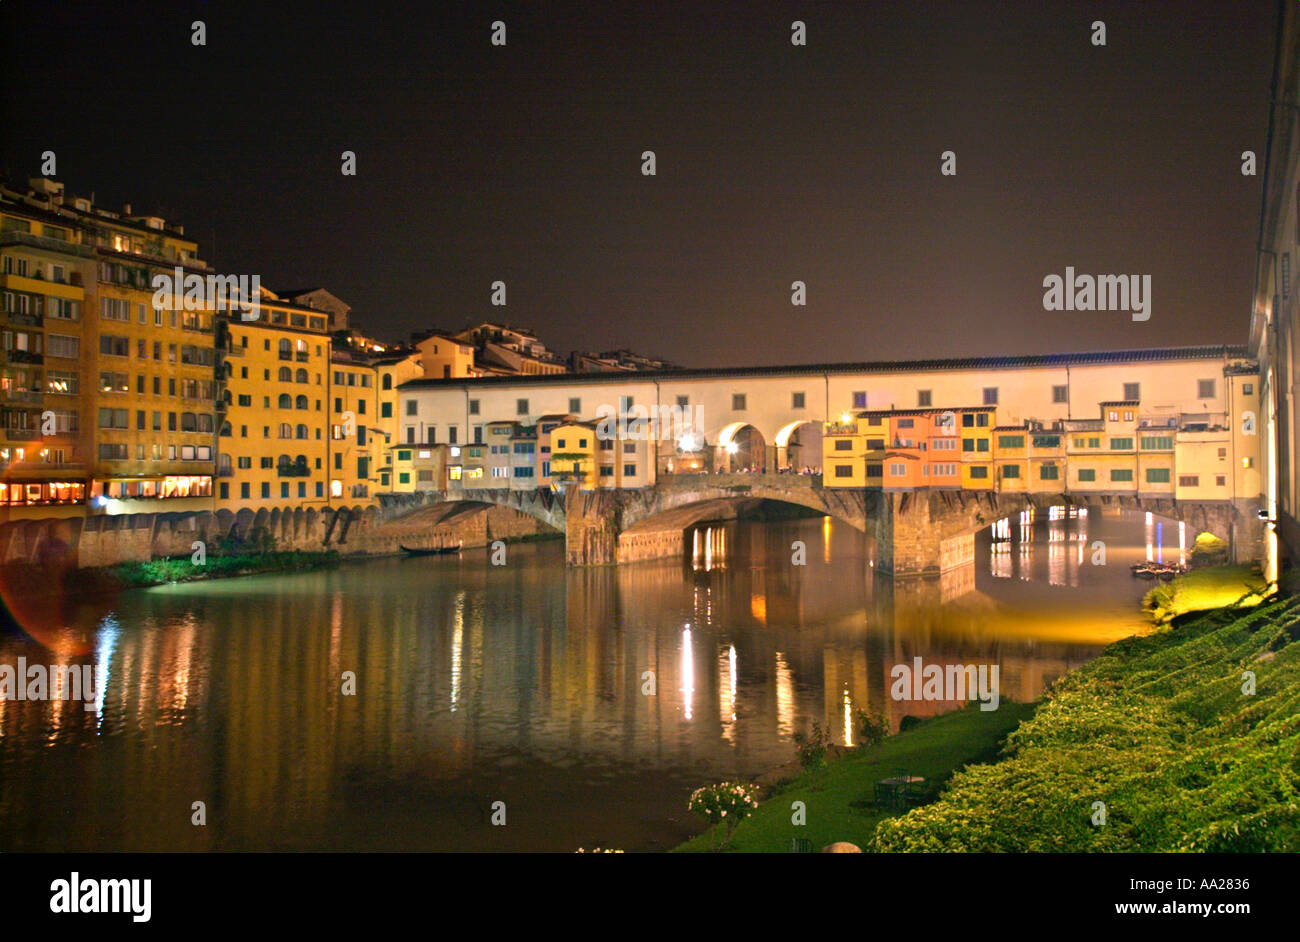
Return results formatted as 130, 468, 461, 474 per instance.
375, 475, 1263, 574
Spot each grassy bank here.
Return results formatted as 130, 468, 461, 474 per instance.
1142, 563, 1269, 623
673, 702, 1036, 853
870, 595, 1300, 851
101, 551, 340, 589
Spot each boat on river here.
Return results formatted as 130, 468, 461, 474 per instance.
400, 542, 462, 557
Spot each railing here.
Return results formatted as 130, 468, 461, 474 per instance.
2, 429, 42, 441
0, 230, 97, 257
276, 465, 310, 477
1, 349, 42, 365
3, 312, 42, 328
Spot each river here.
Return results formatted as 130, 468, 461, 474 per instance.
0, 506, 1180, 851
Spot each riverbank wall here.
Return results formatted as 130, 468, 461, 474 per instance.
0, 497, 552, 571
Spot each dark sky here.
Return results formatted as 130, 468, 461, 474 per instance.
0, 0, 1278, 367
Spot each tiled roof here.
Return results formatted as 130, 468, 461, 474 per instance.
400, 345, 1252, 390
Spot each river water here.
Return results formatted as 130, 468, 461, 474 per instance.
0, 507, 1179, 852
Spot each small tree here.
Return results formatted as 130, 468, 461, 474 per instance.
688, 781, 759, 850
792, 721, 831, 770
855, 709, 890, 746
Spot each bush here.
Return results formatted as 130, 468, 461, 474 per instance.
870, 596, 1300, 852
688, 782, 760, 849
855, 709, 891, 746
792, 722, 831, 770
898, 715, 923, 733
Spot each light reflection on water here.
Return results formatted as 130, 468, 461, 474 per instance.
0, 509, 1173, 852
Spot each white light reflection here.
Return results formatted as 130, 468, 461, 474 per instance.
681, 625, 694, 720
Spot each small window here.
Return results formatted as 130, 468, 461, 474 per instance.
1077, 469, 1096, 482
1052, 385, 1068, 403
516, 398, 529, 416
1243, 382, 1254, 395
732, 394, 746, 411
1178, 475, 1199, 487
1123, 383, 1140, 401
865, 463, 882, 476
792, 392, 805, 409
917, 390, 931, 407
468, 399, 480, 415
406, 400, 417, 416
833, 465, 854, 478
1197, 379, 1216, 399
982, 387, 998, 405
569, 397, 581, 414
852, 391, 867, 409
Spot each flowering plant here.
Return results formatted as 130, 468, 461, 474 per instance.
689, 781, 760, 849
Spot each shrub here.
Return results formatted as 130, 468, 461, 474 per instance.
688, 782, 760, 849
792, 721, 831, 770
855, 709, 891, 746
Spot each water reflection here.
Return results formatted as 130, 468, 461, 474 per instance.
1, 509, 1166, 852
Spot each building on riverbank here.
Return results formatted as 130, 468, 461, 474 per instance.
1, 178, 218, 521
1250, 0, 1300, 584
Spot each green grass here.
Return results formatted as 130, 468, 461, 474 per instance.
870, 594, 1300, 852
672, 702, 1035, 853
103, 550, 340, 588
1143, 564, 1269, 623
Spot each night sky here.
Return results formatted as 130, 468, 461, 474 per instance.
0, 1, 1278, 367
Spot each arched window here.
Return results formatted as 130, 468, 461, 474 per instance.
220, 421, 232, 437
279, 423, 293, 439
296, 395, 308, 410
278, 366, 292, 382
296, 424, 309, 440
277, 453, 291, 468
296, 368, 308, 383
382, 374, 392, 390
278, 394, 292, 409
295, 454, 307, 469
181, 412, 197, 431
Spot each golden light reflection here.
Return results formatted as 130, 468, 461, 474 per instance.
842, 687, 853, 748
681, 625, 694, 720
775, 651, 794, 737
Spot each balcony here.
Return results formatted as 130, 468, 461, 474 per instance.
2, 428, 42, 441
2, 311, 42, 328
295, 351, 309, 362
276, 464, 310, 477
0, 349, 43, 365
4, 390, 43, 404
0, 230, 96, 258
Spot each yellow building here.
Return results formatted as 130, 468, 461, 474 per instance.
1, 192, 95, 519
375, 352, 424, 490
3, 178, 222, 518
90, 239, 218, 513
822, 413, 868, 486
413, 331, 476, 380
217, 296, 331, 510
328, 354, 380, 504
549, 421, 598, 488
959, 408, 995, 490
